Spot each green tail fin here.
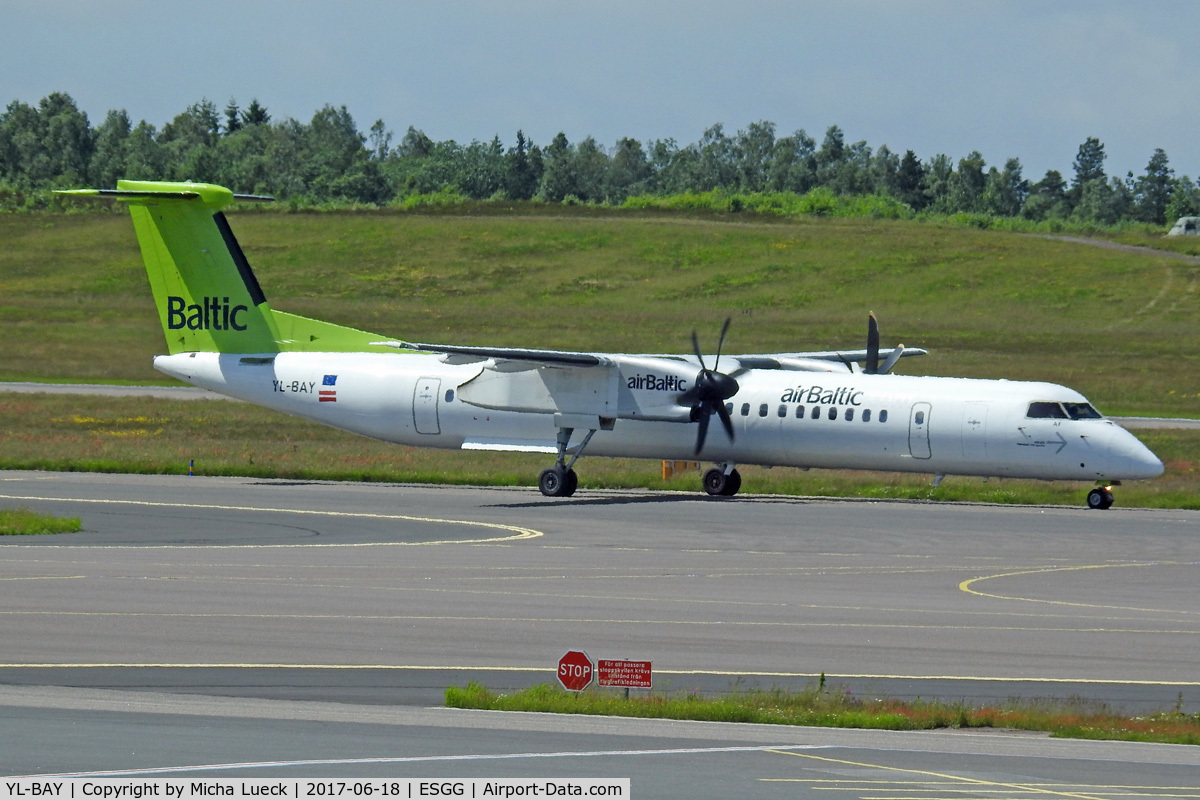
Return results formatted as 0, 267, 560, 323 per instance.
60, 180, 391, 355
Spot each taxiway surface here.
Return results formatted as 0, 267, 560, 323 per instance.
1, 470, 1197, 790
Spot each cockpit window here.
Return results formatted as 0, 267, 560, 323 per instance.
1026, 401, 1068, 419
1062, 402, 1102, 420
1026, 401, 1103, 420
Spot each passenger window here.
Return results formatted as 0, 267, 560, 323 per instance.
777, 404, 787, 418
828, 407, 838, 420
879, 410, 888, 423
811, 406, 821, 419
914, 411, 925, 425
445, 390, 455, 402
795, 405, 806, 419
1027, 401, 1068, 419
725, 402, 733, 415
845, 408, 854, 421
741, 403, 750, 417
863, 409, 872, 422
759, 403, 769, 417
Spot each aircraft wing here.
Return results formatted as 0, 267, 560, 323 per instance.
706, 347, 927, 374
373, 341, 612, 368
374, 340, 926, 372
779, 347, 929, 363
752, 347, 928, 374
370, 339, 930, 427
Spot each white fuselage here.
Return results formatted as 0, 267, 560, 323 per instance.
155, 351, 1164, 484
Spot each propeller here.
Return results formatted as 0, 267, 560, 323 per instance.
865, 312, 880, 374
864, 311, 907, 375
879, 342, 907, 375
677, 317, 740, 455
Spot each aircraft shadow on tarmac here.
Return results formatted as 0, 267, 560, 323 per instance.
489, 492, 815, 509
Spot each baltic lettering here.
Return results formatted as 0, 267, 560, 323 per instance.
166, 296, 249, 331
626, 373, 688, 392
780, 385, 864, 406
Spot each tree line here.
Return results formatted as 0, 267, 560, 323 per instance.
2, 91, 1198, 225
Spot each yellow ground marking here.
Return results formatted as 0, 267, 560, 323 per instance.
0, 493, 542, 546
14, 550, 1185, 621
959, 563, 1198, 614
0, 575, 84, 581
765, 749, 1119, 800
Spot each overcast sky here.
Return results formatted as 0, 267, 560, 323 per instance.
4, 0, 1197, 183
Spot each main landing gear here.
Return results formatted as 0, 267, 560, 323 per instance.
538, 464, 578, 497
703, 464, 742, 496
535, 412, 746, 499
537, 430, 746, 500
538, 422, 598, 498
1087, 484, 1115, 510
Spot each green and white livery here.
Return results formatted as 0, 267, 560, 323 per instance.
62, 180, 1163, 506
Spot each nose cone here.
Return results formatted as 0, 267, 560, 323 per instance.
1129, 442, 1166, 479
1117, 429, 1165, 480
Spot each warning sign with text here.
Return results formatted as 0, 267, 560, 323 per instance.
597, 658, 652, 688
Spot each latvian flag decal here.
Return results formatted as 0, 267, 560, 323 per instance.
319, 374, 338, 402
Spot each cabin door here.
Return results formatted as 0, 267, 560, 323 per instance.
909, 402, 932, 459
961, 401, 989, 461
413, 377, 442, 435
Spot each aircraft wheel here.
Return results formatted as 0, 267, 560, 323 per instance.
1086, 487, 1114, 510
703, 468, 732, 496
539, 466, 576, 498
720, 468, 742, 496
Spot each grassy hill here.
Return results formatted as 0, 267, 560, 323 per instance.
3, 207, 1196, 418
2, 207, 1197, 507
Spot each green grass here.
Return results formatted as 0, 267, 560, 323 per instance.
3, 209, 1198, 418
2, 207, 1198, 505
0, 506, 81, 535
445, 682, 1200, 746
2, 393, 1196, 508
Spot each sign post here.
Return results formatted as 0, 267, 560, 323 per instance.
557, 649, 593, 692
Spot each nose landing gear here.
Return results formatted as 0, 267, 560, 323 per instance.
1087, 485, 1115, 510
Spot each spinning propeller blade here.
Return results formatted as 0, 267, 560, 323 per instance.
866, 312, 908, 375
879, 343, 906, 375
866, 312, 880, 375
682, 318, 740, 455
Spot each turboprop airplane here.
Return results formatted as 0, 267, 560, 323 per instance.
60, 180, 1164, 508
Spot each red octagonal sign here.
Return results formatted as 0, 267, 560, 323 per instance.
557, 649, 593, 692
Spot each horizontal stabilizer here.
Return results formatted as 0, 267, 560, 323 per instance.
58, 183, 274, 210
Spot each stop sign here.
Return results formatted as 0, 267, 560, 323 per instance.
557, 649, 593, 692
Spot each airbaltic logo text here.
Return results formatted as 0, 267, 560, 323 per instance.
627, 373, 688, 392
781, 385, 864, 405
167, 296, 249, 331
